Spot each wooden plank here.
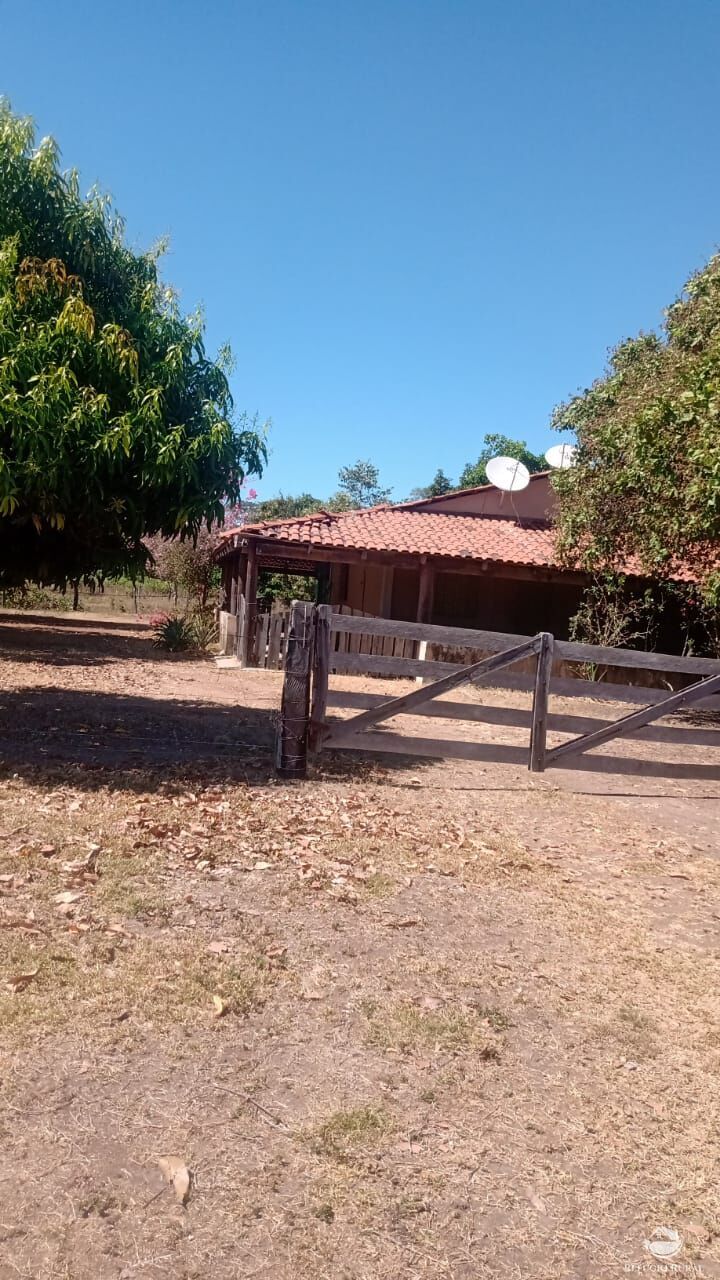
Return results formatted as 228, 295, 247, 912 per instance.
497, 671, 720, 710
278, 614, 289, 669
330, 651, 720, 708
529, 632, 554, 773
323, 690, 720, 746
256, 612, 270, 667
267, 614, 282, 669
545, 672, 720, 766
309, 604, 331, 751
324, 731, 720, 780
323, 637, 542, 745
235, 594, 246, 662
275, 602, 315, 777
240, 543, 259, 667
330, 615, 720, 678
332, 652, 456, 679
555, 640, 720, 677
332, 614, 531, 649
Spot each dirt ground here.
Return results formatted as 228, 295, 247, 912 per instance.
1, 610, 719, 1280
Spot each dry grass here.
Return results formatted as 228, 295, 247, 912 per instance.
361, 996, 506, 1055
1, 614, 720, 1278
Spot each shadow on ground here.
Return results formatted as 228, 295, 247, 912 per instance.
0, 685, 425, 793
0, 613, 157, 666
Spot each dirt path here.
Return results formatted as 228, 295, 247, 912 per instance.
0, 612, 719, 1279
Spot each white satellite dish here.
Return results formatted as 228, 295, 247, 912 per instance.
544, 443, 577, 469
485, 456, 531, 492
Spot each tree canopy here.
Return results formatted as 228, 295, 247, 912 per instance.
407, 468, 455, 500
335, 459, 392, 508
551, 255, 720, 600
459, 434, 546, 488
0, 101, 265, 586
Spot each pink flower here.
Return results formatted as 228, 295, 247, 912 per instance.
247, 488, 257, 500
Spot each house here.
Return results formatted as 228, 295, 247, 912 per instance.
215, 473, 597, 654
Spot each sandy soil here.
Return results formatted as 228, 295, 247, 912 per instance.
0, 611, 719, 1279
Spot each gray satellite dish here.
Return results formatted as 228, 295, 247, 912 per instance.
545, 443, 577, 469
485, 456, 531, 492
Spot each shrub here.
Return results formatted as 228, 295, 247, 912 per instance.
151, 613, 194, 652
190, 608, 219, 653
2, 584, 72, 611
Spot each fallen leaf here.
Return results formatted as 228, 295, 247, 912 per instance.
212, 994, 227, 1018
54, 890, 84, 905
157, 1155, 191, 1204
7, 966, 39, 993
39, 844, 57, 857
253, 861, 273, 871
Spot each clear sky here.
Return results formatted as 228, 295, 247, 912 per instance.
3, 0, 720, 501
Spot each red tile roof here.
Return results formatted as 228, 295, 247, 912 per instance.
220, 506, 563, 570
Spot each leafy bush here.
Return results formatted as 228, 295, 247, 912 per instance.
2, 583, 72, 611
151, 613, 194, 653
189, 608, 219, 652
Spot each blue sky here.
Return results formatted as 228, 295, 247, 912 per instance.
3, 0, 720, 501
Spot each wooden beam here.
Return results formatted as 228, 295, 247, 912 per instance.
309, 604, 331, 750
329, 614, 720, 679
275, 602, 315, 777
529, 631, 554, 772
322, 636, 542, 746
417, 562, 435, 623
240, 542, 258, 667
220, 540, 590, 586
545, 671, 720, 766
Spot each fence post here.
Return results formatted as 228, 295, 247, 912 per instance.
275, 602, 315, 777
529, 631, 554, 772
309, 604, 332, 751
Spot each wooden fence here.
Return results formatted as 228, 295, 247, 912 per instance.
219, 600, 393, 669
274, 603, 720, 778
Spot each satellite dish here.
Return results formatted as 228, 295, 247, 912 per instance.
485, 456, 531, 492
545, 443, 577, 469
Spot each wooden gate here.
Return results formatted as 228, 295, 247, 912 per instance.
275, 602, 720, 778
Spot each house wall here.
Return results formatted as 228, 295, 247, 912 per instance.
418, 473, 556, 520
330, 558, 582, 638
330, 562, 393, 616
432, 571, 582, 639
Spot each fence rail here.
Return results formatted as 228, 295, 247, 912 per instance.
274, 603, 720, 779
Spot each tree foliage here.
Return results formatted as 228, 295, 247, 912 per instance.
407, 468, 455, 500
146, 528, 218, 607
460, 434, 546, 489
552, 255, 720, 600
247, 492, 324, 522
334, 459, 392, 508
0, 101, 265, 587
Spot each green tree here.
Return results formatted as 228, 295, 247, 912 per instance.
460, 434, 546, 488
146, 528, 219, 608
333, 459, 392, 509
551, 254, 720, 601
0, 101, 265, 588
408, 468, 455, 500
247, 492, 324, 522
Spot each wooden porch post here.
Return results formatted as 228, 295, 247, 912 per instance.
240, 542, 258, 667
220, 561, 232, 611
417, 560, 435, 623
